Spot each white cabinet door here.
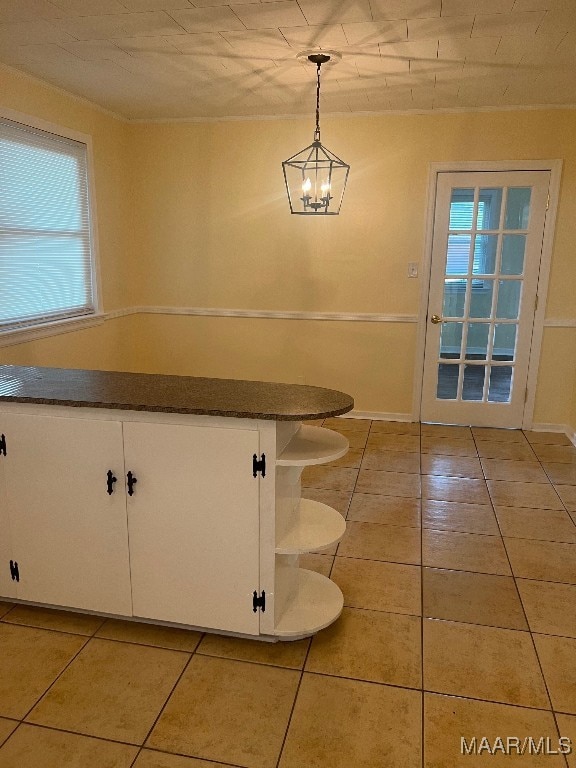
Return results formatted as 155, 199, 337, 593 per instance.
0, 447, 16, 601
0, 413, 132, 615
124, 421, 261, 635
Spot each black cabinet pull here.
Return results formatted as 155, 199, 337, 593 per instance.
106, 470, 117, 495
127, 471, 137, 496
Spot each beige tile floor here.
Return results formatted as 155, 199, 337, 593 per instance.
1, 420, 576, 767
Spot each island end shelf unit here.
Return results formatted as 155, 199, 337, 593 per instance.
0, 365, 353, 642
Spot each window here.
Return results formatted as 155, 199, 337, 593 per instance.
446, 199, 488, 277
0, 117, 96, 332
447, 188, 502, 281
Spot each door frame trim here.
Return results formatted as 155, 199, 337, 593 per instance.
412, 160, 563, 428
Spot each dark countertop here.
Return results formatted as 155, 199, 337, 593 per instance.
0, 366, 354, 421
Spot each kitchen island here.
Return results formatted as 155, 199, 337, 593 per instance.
0, 365, 353, 641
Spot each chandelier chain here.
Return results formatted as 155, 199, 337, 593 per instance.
314, 62, 321, 142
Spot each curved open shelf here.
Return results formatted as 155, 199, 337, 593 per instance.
274, 569, 344, 638
276, 425, 349, 467
276, 499, 346, 554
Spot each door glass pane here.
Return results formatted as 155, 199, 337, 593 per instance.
488, 366, 513, 402
465, 323, 490, 360
478, 188, 503, 230
450, 188, 474, 229
440, 322, 463, 359
469, 280, 494, 318
501, 235, 525, 275
496, 280, 521, 319
437, 364, 459, 399
443, 281, 466, 317
462, 364, 485, 401
473, 235, 498, 274
505, 188, 531, 229
493, 324, 517, 361
446, 234, 471, 275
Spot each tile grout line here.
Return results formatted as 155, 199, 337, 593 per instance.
419, 422, 425, 768
0, 617, 205, 652
5, 719, 142, 750
0, 720, 156, 768
18, 633, 94, 725
523, 430, 572, 768
139, 744, 246, 768
478, 428, 569, 766
331, 420, 365, 563
303, 667, 567, 713
273, 635, 313, 768
128, 637, 202, 767
275, 415, 340, 768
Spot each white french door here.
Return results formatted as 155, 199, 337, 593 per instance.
421, 170, 550, 427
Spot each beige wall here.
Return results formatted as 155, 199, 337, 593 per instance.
127, 313, 416, 415
1, 65, 575, 423
0, 316, 140, 373
128, 111, 576, 317
127, 111, 576, 420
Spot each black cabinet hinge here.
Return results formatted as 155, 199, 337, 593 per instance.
252, 453, 266, 478
0, 434, 6, 456
252, 590, 265, 612
9, 560, 19, 583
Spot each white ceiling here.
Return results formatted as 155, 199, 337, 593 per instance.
0, 0, 575, 120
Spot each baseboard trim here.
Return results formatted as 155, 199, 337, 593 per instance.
531, 422, 576, 447
335, 410, 414, 422
530, 422, 569, 433
335, 417, 576, 436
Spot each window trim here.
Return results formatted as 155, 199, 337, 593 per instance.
0, 106, 102, 342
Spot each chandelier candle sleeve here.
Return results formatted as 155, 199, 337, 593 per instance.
282, 53, 350, 215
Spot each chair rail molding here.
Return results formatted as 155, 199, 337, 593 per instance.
137, 307, 419, 323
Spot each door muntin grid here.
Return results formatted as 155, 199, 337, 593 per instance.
436, 186, 530, 404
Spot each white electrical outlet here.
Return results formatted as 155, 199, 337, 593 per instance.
408, 262, 419, 278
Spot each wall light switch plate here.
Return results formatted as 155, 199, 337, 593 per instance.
408, 262, 419, 278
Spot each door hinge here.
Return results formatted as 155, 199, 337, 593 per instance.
252, 453, 266, 478
252, 590, 266, 612
524, 387, 528, 403
9, 560, 19, 583
546, 192, 550, 211
535, 294, 539, 311
0, 434, 6, 456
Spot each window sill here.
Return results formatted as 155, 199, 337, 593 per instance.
0, 313, 106, 348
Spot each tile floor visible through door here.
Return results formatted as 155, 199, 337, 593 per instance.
1, 420, 576, 767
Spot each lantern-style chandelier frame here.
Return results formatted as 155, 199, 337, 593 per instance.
282, 52, 350, 215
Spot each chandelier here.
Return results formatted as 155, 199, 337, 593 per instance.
282, 52, 350, 215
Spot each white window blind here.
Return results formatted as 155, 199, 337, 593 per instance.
0, 117, 95, 331
447, 200, 487, 276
